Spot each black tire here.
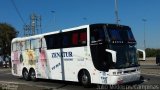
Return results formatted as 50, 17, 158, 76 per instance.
30, 69, 37, 81
79, 70, 91, 87
22, 69, 30, 81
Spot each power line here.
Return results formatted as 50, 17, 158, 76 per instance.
10, 0, 26, 25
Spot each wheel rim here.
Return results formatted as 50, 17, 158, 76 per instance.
82, 74, 88, 84
30, 71, 36, 80
23, 71, 28, 79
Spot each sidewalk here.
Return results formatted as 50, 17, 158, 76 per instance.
140, 57, 160, 76
139, 57, 157, 65
140, 67, 160, 76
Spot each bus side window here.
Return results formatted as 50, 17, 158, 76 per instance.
46, 36, 53, 49
71, 28, 87, 47
72, 33, 78, 46
25, 40, 30, 50
90, 29, 105, 43
41, 38, 47, 48
30, 39, 34, 50
44, 34, 61, 49
62, 35, 69, 48
53, 34, 61, 49
16, 42, 20, 51
90, 29, 99, 43
30, 39, 39, 50
80, 31, 87, 45
12, 42, 17, 52
34, 39, 40, 49
21, 41, 25, 51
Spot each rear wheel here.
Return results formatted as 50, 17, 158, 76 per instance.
22, 69, 30, 81
30, 69, 37, 81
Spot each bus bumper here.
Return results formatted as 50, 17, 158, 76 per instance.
107, 72, 141, 85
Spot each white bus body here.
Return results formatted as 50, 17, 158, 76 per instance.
11, 24, 144, 86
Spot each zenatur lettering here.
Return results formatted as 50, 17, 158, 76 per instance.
52, 52, 72, 58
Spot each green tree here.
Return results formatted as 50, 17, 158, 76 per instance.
0, 23, 18, 67
145, 48, 160, 57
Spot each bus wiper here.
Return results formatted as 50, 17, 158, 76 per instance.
91, 39, 103, 43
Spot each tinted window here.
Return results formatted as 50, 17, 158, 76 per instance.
45, 34, 61, 49
127, 30, 135, 41
80, 32, 87, 45
90, 27, 105, 44
109, 29, 122, 40
71, 29, 87, 47
108, 28, 136, 42
44, 28, 87, 49
62, 32, 71, 48
72, 33, 78, 45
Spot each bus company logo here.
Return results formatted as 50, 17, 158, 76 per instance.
52, 52, 73, 58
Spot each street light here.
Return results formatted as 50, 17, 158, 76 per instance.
115, 0, 120, 24
51, 11, 56, 29
82, 17, 87, 24
142, 19, 147, 50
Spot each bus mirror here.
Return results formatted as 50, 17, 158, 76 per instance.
137, 49, 146, 61
105, 49, 117, 63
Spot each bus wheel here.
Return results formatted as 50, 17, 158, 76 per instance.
22, 69, 30, 81
79, 70, 91, 87
30, 69, 37, 81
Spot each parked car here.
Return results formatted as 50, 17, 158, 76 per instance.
2, 55, 10, 68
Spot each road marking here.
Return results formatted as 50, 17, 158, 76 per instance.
141, 78, 149, 82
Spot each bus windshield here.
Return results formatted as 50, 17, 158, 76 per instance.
107, 26, 138, 68
108, 28, 136, 42
111, 44, 138, 69
90, 24, 138, 70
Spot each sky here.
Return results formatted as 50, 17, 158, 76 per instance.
0, 0, 160, 49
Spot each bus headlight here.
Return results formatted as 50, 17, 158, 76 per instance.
113, 72, 116, 75
117, 72, 122, 75
113, 71, 122, 75
136, 68, 140, 72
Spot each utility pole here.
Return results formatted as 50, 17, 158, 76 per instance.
24, 25, 31, 36
30, 14, 36, 35
142, 19, 147, 50
30, 13, 41, 35
24, 13, 42, 37
115, 0, 119, 24
51, 11, 56, 29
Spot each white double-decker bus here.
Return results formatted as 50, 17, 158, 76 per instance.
11, 23, 145, 86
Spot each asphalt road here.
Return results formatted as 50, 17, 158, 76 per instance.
0, 65, 160, 90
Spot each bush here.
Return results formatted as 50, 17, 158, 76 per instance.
145, 48, 160, 57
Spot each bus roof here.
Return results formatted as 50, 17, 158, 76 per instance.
11, 23, 130, 43
12, 24, 90, 43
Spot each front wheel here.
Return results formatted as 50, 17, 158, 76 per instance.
22, 69, 30, 81
79, 70, 91, 87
